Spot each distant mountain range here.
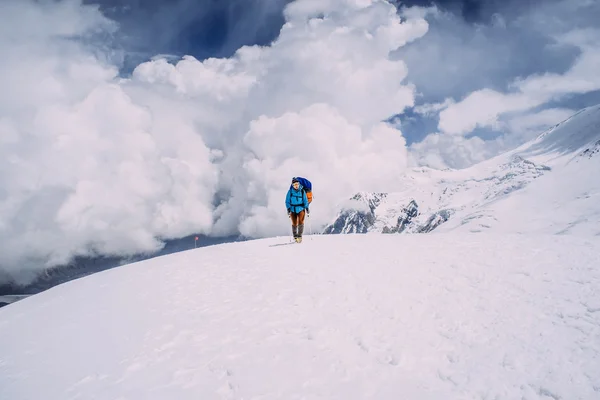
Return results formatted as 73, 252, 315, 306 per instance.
324, 104, 600, 237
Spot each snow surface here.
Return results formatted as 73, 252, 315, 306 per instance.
1, 234, 599, 399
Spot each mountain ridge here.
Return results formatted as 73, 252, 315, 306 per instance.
324, 103, 600, 236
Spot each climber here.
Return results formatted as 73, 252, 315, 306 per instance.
285, 177, 310, 242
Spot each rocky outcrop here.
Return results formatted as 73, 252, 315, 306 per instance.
382, 200, 419, 233
417, 210, 453, 233
579, 140, 600, 158
322, 209, 374, 234
323, 192, 386, 234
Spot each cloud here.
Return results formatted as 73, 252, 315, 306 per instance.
437, 26, 600, 136
413, 98, 455, 116
408, 133, 505, 170
392, 2, 581, 107
408, 107, 576, 170
397, 0, 600, 169
504, 108, 576, 138
0, 0, 426, 284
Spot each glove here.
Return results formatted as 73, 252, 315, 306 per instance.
287, 208, 291, 217
306, 208, 310, 216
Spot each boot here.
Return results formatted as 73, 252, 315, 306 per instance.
292, 225, 298, 239
297, 224, 304, 242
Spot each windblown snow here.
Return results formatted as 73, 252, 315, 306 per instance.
1, 234, 599, 399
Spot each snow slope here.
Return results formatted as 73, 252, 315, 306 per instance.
1, 234, 599, 399
325, 104, 600, 236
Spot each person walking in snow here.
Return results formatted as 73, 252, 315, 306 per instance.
286, 177, 310, 242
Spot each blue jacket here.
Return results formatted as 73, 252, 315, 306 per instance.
286, 186, 309, 214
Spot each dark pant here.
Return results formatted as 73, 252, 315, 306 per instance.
290, 210, 306, 238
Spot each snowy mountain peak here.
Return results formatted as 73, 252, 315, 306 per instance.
325, 104, 600, 236
350, 192, 387, 211
517, 104, 600, 162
